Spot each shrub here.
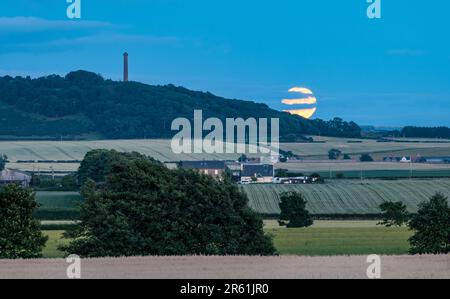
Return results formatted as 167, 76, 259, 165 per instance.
378, 201, 409, 227
328, 149, 342, 160
360, 154, 374, 162
335, 173, 345, 179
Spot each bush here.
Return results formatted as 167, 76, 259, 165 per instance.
360, 154, 374, 162
378, 201, 409, 227
335, 173, 345, 179
62, 150, 275, 257
328, 149, 342, 160
278, 192, 313, 228
0, 185, 48, 258
408, 193, 450, 254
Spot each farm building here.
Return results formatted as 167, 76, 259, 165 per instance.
0, 169, 32, 187
273, 176, 318, 184
179, 160, 226, 177
241, 164, 274, 183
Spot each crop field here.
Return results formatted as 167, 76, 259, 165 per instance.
0, 139, 255, 163
282, 137, 450, 160
277, 161, 450, 178
2, 137, 450, 173
243, 179, 450, 215
35, 191, 82, 220
278, 161, 450, 172
1, 254, 448, 279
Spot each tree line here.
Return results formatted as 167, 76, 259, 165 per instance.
0, 71, 361, 140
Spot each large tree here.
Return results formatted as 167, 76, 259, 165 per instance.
62, 150, 275, 257
278, 192, 313, 228
409, 193, 450, 254
0, 185, 48, 258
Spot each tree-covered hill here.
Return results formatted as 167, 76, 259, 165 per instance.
0, 71, 361, 140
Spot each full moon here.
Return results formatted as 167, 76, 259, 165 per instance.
282, 87, 317, 119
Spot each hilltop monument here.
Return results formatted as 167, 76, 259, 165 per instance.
123, 52, 129, 82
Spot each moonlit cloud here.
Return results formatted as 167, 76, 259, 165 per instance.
288, 87, 313, 95
282, 96, 317, 105
284, 108, 317, 119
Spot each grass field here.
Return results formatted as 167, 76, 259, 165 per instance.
42, 231, 68, 258
243, 179, 450, 215
265, 220, 412, 256
41, 221, 412, 258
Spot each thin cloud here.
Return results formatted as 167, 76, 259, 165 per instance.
35, 34, 181, 47
0, 17, 115, 33
387, 49, 426, 56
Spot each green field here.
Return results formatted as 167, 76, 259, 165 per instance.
2, 137, 450, 174
35, 191, 82, 220
42, 231, 68, 258
41, 221, 413, 258
243, 179, 450, 215
283, 136, 450, 160
265, 221, 412, 256
277, 161, 450, 178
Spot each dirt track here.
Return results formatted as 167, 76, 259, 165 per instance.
0, 255, 449, 279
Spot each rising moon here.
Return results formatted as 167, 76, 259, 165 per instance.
282, 86, 317, 119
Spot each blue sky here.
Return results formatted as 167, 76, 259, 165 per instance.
1, 0, 449, 126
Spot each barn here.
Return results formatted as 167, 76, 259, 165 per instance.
0, 169, 32, 187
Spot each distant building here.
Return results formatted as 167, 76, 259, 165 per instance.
273, 176, 319, 184
240, 164, 274, 183
225, 162, 242, 182
0, 169, 32, 187
400, 156, 411, 163
179, 161, 226, 177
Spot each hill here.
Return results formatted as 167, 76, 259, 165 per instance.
0, 71, 361, 140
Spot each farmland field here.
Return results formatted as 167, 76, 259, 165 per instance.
265, 220, 412, 256
35, 191, 82, 220
276, 161, 450, 178
41, 221, 413, 258
2, 138, 450, 174
2, 254, 448, 279
282, 137, 450, 160
243, 179, 450, 215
